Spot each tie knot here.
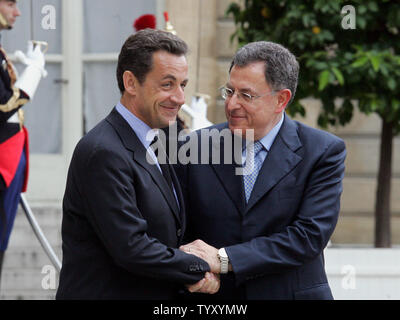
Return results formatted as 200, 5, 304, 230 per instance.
247, 141, 263, 155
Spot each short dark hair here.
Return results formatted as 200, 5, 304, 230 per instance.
229, 41, 299, 106
116, 28, 188, 94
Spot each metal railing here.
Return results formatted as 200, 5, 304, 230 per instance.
19, 194, 61, 273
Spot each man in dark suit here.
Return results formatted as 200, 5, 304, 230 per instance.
56, 29, 219, 300
178, 41, 346, 299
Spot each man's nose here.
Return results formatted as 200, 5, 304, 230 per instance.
226, 93, 241, 111
170, 86, 185, 105
15, 7, 21, 17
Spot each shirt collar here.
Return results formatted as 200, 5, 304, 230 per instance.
115, 101, 158, 149
259, 112, 285, 152
243, 112, 285, 152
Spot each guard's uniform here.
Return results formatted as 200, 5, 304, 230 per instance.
0, 46, 30, 252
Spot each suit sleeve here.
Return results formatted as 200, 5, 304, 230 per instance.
79, 146, 209, 285
226, 138, 346, 285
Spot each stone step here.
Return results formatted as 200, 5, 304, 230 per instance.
13, 205, 62, 228
1, 204, 63, 300
7, 224, 61, 248
6, 204, 62, 248
1, 268, 59, 292
13, 212, 62, 229
0, 290, 56, 300
2, 246, 62, 269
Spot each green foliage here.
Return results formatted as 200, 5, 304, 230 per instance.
227, 0, 400, 134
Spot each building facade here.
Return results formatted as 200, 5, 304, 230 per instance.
3, 0, 399, 246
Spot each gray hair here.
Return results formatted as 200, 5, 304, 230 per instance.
229, 41, 299, 105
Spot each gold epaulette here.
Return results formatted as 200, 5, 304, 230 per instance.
0, 47, 29, 123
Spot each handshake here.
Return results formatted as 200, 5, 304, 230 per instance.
180, 240, 225, 295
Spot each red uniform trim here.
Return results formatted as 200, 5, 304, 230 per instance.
0, 127, 29, 192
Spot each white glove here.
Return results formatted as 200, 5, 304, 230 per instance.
15, 41, 47, 74
14, 41, 47, 99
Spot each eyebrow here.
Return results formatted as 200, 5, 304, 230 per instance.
162, 74, 189, 81
162, 75, 188, 83
162, 75, 177, 81
226, 83, 255, 93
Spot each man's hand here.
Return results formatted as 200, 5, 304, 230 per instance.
186, 272, 220, 294
180, 239, 220, 273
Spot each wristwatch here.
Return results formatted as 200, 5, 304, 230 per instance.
217, 248, 229, 274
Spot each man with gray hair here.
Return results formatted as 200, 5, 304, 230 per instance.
177, 41, 346, 299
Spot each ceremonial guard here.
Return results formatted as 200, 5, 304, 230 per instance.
0, 0, 46, 286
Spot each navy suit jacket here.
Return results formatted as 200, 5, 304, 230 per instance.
176, 115, 346, 300
56, 108, 209, 300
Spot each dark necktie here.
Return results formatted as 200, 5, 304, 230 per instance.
150, 136, 174, 193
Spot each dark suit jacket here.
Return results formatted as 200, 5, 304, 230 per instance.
56, 108, 209, 300
176, 115, 346, 300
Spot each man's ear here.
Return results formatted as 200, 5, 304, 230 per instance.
123, 71, 138, 95
275, 89, 292, 113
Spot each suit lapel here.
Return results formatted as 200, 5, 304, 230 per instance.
212, 162, 246, 215
246, 115, 303, 212
210, 126, 246, 215
132, 147, 181, 224
106, 108, 181, 224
